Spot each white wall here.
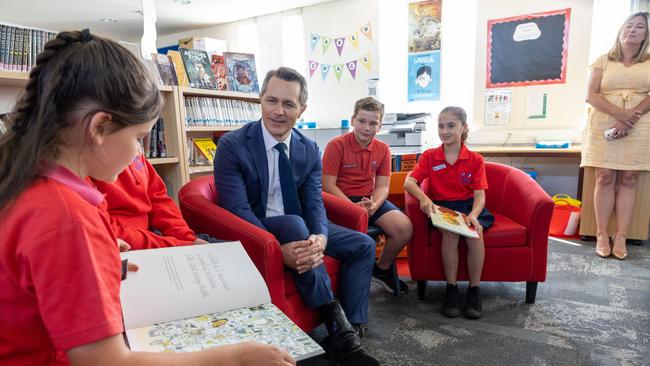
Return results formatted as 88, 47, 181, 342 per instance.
300, 0, 380, 125
469, 0, 594, 145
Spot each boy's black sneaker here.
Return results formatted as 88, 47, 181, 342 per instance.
464, 285, 482, 319
371, 263, 408, 294
441, 283, 460, 318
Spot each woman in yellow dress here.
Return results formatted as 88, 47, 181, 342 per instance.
582, 11, 650, 260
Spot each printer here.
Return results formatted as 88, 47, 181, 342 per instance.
376, 113, 433, 153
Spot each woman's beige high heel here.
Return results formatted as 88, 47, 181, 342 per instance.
595, 234, 611, 258
612, 235, 628, 260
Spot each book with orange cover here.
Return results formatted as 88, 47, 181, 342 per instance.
430, 205, 479, 238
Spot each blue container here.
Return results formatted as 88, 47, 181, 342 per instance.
341, 119, 350, 128
307, 122, 317, 128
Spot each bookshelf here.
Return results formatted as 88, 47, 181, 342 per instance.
0, 71, 28, 87
177, 87, 260, 182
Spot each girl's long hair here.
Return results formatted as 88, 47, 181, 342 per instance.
0, 29, 162, 208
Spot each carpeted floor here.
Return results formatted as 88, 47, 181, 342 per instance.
300, 237, 650, 366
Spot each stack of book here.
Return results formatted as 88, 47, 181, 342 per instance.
143, 118, 167, 158
184, 96, 261, 127
0, 24, 56, 72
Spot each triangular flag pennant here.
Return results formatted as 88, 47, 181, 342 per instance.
310, 34, 320, 52
321, 37, 332, 54
360, 22, 373, 41
321, 64, 331, 81
308, 60, 319, 78
349, 32, 360, 50
346, 60, 357, 79
333, 64, 344, 82
334, 37, 346, 56
360, 53, 372, 72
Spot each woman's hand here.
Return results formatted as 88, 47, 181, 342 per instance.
614, 108, 640, 127
612, 120, 630, 139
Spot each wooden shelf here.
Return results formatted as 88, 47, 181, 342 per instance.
188, 165, 214, 174
158, 85, 173, 92
0, 71, 29, 87
185, 125, 243, 132
180, 87, 260, 102
149, 157, 180, 165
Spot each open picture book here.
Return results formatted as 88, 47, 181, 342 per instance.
430, 205, 480, 238
120, 241, 324, 361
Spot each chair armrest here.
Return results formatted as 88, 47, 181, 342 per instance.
323, 191, 369, 233
404, 184, 430, 248
178, 190, 286, 304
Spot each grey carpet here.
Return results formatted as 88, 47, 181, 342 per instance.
300, 238, 650, 366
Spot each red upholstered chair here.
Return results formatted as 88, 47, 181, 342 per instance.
405, 162, 554, 304
178, 176, 369, 332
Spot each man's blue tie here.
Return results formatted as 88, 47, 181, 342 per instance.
274, 142, 301, 215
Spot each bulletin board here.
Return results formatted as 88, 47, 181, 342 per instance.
486, 8, 571, 88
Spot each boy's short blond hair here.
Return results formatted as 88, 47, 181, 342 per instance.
352, 97, 385, 120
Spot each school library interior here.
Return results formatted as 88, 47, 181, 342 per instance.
0, 0, 649, 365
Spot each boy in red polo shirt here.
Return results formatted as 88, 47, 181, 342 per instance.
92, 154, 210, 250
322, 97, 413, 295
404, 106, 494, 319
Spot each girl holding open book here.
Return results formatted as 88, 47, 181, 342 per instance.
0, 29, 294, 366
404, 106, 494, 319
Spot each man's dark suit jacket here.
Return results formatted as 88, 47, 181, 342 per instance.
213, 120, 328, 237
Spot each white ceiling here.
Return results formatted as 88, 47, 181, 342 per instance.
0, 0, 333, 42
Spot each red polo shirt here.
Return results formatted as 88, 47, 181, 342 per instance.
322, 132, 391, 197
92, 155, 196, 250
0, 165, 123, 366
409, 144, 488, 201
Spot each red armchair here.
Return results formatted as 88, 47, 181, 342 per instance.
178, 176, 369, 331
405, 162, 554, 304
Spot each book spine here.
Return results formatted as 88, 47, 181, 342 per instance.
8, 26, 15, 72
0, 25, 6, 70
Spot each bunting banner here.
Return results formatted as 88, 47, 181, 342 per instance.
333, 64, 344, 81
360, 22, 372, 41
308, 60, 319, 78
349, 32, 360, 50
321, 37, 332, 55
334, 37, 346, 56
360, 53, 372, 72
310, 34, 320, 52
307, 56, 371, 81
321, 63, 331, 81
308, 22, 372, 55
346, 60, 358, 79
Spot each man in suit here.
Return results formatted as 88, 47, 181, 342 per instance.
214, 67, 378, 365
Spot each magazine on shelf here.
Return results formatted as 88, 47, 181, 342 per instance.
120, 241, 324, 361
223, 52, 259, 94
151, 53, 178, 86
179, 47, 217, 90
430, 205, 480, 238
211, 54, 228, 91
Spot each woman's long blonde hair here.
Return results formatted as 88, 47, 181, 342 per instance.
608, 11, 650, 63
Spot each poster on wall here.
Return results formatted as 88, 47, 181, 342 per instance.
408, 0, 442, 53
486, 8, 570, 88
484, 89, 512, 125
408, 51, 440, 101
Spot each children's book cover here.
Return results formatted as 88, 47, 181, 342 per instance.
167, 50, 189, 87
211, 54, 228, 91
430, 205, 480, 238
193, 137, 217, 162
179, 48, 216, 90
223, 52, 259, 94
151, 53, 178, 86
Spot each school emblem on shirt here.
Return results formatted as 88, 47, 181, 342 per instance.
432, 163, 446, 171
460, 172, 472, 185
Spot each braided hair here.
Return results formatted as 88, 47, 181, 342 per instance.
0, 29, 162, 208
